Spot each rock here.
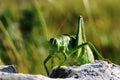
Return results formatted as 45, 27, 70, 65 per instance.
0, 60, 120, 80
0, 72, 77, 80
49, 60, 120, 80
0, 65, 18, 73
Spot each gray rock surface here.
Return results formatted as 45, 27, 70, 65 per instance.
49, 60, 120, 80
0, 60, 120, 80
0, 65, 18, 73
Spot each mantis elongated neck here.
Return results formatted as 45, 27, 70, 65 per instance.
76, 16, 86, 56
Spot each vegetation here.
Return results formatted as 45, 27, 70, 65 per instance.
0, 0, 120, 75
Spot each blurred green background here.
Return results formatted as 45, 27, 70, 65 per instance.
0, 0, 120, 75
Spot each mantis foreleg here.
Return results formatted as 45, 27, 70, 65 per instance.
43, 54, 52, 76
44, 51, 68, 76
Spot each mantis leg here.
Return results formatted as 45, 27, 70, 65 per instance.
51, 58, 54, 69
57, 52, 67, 68
44, 50, 67, 75
43, 54, 53, 76
87, 42, 104, 59
69, 42, 104, 60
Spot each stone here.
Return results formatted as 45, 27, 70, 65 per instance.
0, 60, 120, 80
49, 60, 120, 80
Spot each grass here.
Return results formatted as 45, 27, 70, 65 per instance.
0, 0, 120, 75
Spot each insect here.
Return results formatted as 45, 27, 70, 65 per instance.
44, 16, 104, 76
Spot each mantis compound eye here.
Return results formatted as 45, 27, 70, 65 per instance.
49, 38, 57, 45
49, 38, 59, 49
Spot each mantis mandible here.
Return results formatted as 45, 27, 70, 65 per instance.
44, 16, 104, 76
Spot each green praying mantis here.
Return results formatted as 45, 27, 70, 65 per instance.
44, 16, 104, 76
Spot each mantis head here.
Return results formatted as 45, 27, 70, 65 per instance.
49, 35, 75, 53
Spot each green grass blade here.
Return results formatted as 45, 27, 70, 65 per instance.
0, 21, 21, 63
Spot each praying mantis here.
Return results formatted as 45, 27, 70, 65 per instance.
44, 16, 104, 76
